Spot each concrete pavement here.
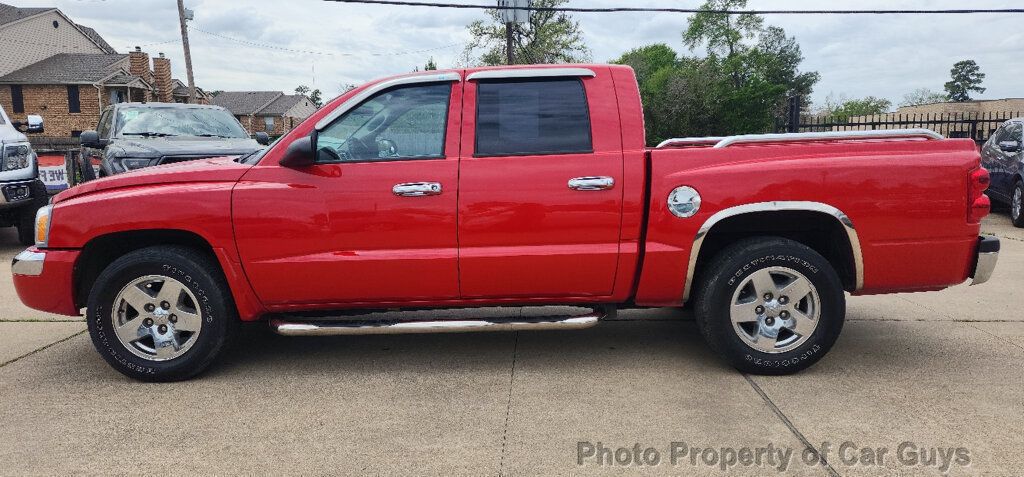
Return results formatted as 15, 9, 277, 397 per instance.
0, 215, 1021, 476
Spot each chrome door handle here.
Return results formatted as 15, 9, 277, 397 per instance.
568, 176, 615, 191
393, 182, 442, 197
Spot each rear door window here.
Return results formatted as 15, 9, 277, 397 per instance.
474, 78, 592, 157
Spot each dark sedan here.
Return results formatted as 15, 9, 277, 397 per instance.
981, 118, 1024, 227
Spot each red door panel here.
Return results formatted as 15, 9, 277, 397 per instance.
232, 80, 463, 307
457, 69, 625, 298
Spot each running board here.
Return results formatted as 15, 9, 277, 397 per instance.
269, 310, 605, 337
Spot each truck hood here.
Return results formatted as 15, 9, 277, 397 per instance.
0, 123, 28, 144
110, 136, 262, 158
54, 156, 254, 203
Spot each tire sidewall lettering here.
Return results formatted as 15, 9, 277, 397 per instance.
727, 254, 819, 288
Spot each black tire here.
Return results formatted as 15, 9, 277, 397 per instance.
15, 180, 49, 246
694, 237, 845, 375
1011, 180, 1024, 228
86, 245, 238, 382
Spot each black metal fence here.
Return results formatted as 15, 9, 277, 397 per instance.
776, 110, 1022, 143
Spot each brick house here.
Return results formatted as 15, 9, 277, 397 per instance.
210, 91, 317, 136
0, 3, 207, 137
896, 98, 1024, 115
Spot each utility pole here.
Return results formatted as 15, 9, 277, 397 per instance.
499, 0, 529, 65
506, 20, 514, 65
176, 0, 196, 103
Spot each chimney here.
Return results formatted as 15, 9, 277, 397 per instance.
152, 52, 173, 103
128, 46, 151, 84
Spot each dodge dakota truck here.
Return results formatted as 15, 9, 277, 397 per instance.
12, 65, 999, 382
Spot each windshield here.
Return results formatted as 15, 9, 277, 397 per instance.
115, 107, 248, 138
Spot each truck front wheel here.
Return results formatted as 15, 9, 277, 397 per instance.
694, 237, 845, 375
86, 245, 237, 382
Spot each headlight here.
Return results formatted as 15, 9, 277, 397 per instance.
34, 205, 52, 248
120, 157, 157, 171
2, 142, 32, 171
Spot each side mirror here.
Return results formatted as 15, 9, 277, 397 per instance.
79, 130, 106, 149
254, 131, 270, 146
12, 114, 44, 134
999, 140, 1021, 153
278, 136, 314, 168
25, 115, 43, 133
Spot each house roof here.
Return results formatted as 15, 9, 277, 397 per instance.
76, 24, 117, 54
172, 84, 207, 98
209, 91, 283, 115
0, 3, 117, 54
0, 4, 51, 26
262, 94, 310, 115
0, 53, 127, 84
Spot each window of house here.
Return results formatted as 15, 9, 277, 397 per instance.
109, 89, 126, 104
264, 116, 275, 132
316, 83, 451, 162
67, 85, 81, 113
10, 85, 24, 114
474, 78, 592, 157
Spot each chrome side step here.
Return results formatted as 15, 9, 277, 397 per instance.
270, 310, 604, 337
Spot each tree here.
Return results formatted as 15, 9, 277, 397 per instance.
900, 88, 947, 107
614, 0, 818, 144
295, 85, 323, 108
944, 60, 986, 102
424, 57, 437, 71
820, 94, 892, 120
464, 0, 590, 65
683, 0, 764, 58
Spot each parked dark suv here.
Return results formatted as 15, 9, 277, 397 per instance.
981, 118, 1024, 227
78, 103, 269, 179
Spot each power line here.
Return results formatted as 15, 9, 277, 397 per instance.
190, 27, 460, 57
324, 0, 1024, 15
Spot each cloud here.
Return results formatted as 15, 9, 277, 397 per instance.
16, 0, 1023, 105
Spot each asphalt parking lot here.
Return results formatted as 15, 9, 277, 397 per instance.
0, 215, 1021, 476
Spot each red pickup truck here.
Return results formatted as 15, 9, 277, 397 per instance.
13, 64, 999, 381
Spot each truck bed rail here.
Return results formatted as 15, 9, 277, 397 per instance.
656, 129, 944, 149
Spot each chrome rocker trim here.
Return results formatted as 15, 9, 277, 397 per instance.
681, 201, 864, 302
12, 249, 44, 276
315, 72, 462, 130
271, 310, 604, 336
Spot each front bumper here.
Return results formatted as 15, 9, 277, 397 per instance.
0, 179, 40, 209
970, 236, 1000, 286
12, 247, 81, 316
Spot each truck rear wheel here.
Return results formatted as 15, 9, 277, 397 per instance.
694, 237, 845, 375
86, 245, 237, 382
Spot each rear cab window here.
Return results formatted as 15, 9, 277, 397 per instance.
474, 78, 592, 157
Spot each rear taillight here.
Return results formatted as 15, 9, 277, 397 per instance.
968, 167, 991, 223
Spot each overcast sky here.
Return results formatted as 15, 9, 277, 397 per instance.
18, 0, 1024, 108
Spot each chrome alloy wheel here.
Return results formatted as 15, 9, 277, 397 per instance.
112, 275, 203, 361
729, 266, 820, 354
1013, 186, 1022, 221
